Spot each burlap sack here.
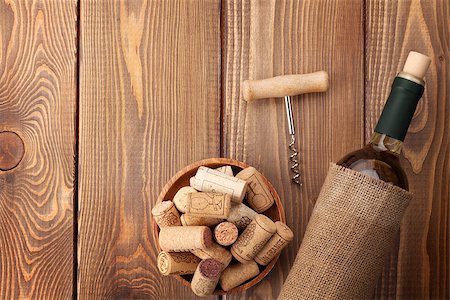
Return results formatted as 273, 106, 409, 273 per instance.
278, 163, 413, 300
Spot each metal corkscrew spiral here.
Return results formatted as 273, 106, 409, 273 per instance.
284, 96, 302, 185
288, 135, 301, 184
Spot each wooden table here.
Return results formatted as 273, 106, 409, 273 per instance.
0, 0, 448, 299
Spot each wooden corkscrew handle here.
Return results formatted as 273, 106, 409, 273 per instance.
242, 71, 329, 101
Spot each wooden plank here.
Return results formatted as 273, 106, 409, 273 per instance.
78, 0, 221, 298
222, 0, 364, 298
0, 0, 77, 298
366, 1, 449, 299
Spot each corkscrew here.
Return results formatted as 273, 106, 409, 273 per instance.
242, 71, 329, 185
284, 96, 301, 184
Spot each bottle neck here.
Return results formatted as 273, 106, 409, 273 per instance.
372, 74, 425, 152
369, 132, 403, 156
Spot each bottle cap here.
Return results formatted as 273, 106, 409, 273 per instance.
402, 51, 431, 80
374, 51, 430, 141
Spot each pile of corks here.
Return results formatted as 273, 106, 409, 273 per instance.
152, 165, 294, 296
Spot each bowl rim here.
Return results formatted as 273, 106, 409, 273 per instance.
151, 157, 286, 295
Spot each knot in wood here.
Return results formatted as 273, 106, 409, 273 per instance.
0, 131, 25, 171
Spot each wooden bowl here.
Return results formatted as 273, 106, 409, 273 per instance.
152, 158, 285, 295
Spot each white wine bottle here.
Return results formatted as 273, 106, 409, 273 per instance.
278, 51, 432, 300
337, 51, 431, 190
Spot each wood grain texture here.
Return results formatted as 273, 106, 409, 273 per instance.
0, 0, 77, 298
78, 0, 221, 298
222, 0, 364, 298
366, 1, 449, 299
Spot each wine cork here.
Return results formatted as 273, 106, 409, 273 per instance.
180, 214, 223, 226
191, 242, 232, 270
219, 261, 260, 291
157, 251, 201, 276
173, 186, 197, 213
190, 166, 248, 203
191, 259, 222, 296
152, 201, 182, 227
226, 203, 258, 230
186, 192, 232, 219
159, 226, 212, 252
236, 167, 274, 213
216, 165, 234, 176
402, 51, 431, 80
214, 222, 238, 246
255, 221, 294, 266
231, 214, 276, 263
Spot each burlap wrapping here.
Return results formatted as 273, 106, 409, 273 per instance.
278, 163, 413, 300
